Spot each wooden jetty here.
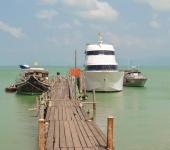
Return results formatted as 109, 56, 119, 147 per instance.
38, 74, 114, 150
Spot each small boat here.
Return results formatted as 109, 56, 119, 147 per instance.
83, 33, 124, 92
123, 66, 147, 87
5, 85, 16, 92
15, 66, 50, 95
19, 64, 30, 69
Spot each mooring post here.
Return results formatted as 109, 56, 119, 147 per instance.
83, 82, 86, 96
40, 105, 44, 119
75, 77, 77, 100
79, 73, 82, 94
36, 97, 39, 113
107, 116, 114, 150
38, 119, 45, 150
89, 109, 93, 119
92, 89, 96, 109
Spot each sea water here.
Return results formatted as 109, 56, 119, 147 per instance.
0, 66, 170, 150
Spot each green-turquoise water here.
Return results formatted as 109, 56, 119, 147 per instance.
0, 66, 170, 150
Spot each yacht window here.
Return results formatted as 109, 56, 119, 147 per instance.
86, 50, 114, 55
85, 65, 117, 71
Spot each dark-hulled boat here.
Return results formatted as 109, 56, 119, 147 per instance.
15, 68, 50, 95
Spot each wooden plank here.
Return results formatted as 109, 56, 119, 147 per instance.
64, 121, 74, 147
83, 148, 92, 150
65, 107, 71, 121
46, 121, 55, 149
72, 107, 80, 120
68, 107, 76, 120
91, 122, 107, 142
80, 108, 90, 121
75, 148, 83, 150
54, 147, 60, 150
77, 121, 92, 148
54, 121, 59, 148
61, 148, 67, 150
86, 122, 106, 148
69, 120, 82, 148
73, 120, 87, 147
59, 107, 63, 121
76, 107, 85, 120
54, 108, 59, 121
62, 107, 66, 121
81, 121, 93, 137
55, 100, 59, 107
89, 136, 100, 148
49, 107, 55, 121
60, 121, 66, 147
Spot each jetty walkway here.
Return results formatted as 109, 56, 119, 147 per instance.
38, 75, 113, 150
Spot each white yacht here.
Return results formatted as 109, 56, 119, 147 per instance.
83, 35, 124, 92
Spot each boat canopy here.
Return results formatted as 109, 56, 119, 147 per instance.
21, 69, 49, 74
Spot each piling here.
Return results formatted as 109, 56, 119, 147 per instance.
38, 119, 45, 150
36, 97, 39, 113
89, 109, 93, 119
107, 116, 114, 150
79, 74, 82, 93
92, 89, 96, 109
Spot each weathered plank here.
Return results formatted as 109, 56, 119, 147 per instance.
46, 121, 55, 149
64, 121, 74, 147
54, 121, 59, 148
60, 121, 66, 147
77, 121, 92, 148
73, 120, 87, 147
86, 121, 106, 148
69, 120, 82, 148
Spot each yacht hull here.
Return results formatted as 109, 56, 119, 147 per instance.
83, 71, 124, 92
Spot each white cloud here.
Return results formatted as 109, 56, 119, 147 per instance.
37, 0, 58, 5
46, 37, 58, 42
134, 0, 170, 11
105, 31, 167, 48
0, 21, 24, 38
73, 19, 81, 26
150, 21, 161, 28
36, 9, 58, 19
152, 13, 158, 19
121, 22, 137, 30
43, 22, 71, 29
56, 23, 71, 29
61, 0, 119, 22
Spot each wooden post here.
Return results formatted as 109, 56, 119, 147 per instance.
89, 109, 93, 119
49, 101, 52, 107
75, 50, 77, 68
107, 116, 114, 150
92, 89, 96, 109
36, 97, 39, 113
79, 73, 82, 94
40, 105, 44, 119
75, 77, 77, 100
38, 119, 45, 150
83, 82, 86, 96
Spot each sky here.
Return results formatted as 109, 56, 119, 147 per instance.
0, 0, 170, 66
